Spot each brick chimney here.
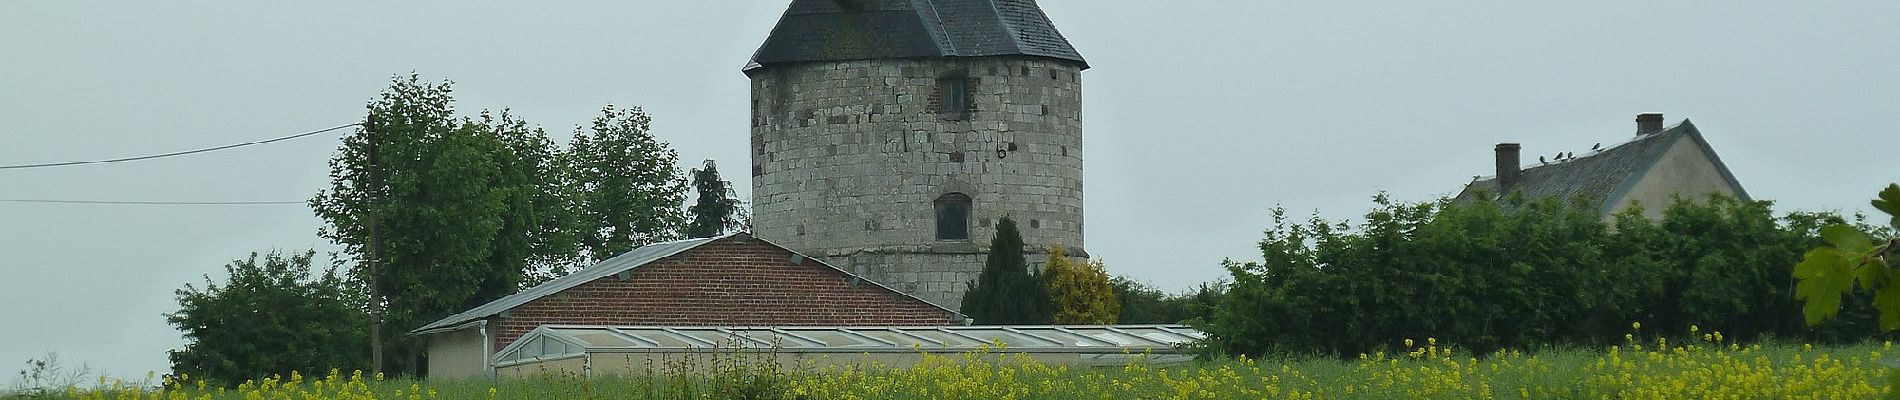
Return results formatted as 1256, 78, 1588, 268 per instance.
1495, 143, 1521, 193
1636, 112, 1665, 135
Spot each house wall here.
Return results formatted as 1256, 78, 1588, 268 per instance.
424, 326, 488, 380
746, 57, 1087, 311
492, 237, 955, 349
1608, 134, 1742, 219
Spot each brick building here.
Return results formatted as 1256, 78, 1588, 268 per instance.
411, 233, 960, 379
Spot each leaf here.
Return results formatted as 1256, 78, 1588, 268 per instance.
1877, 284, 1900, 331
1794, 248, 1855, 326
1875, 184, 1900, 228
1820, 224, 1874, 253
1856, 261, 1886, 291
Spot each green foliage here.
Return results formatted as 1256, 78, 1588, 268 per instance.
1042, 246, 1120, 324
563, 105, 688, 261
961, 216, 1051, 324
1794, 184, 1900, 330
1204, 191, 1877, 359
310, 74, 578, 374
165, 251, 368, 385
1111, 277, 1226, 325
685, 159, 746, 239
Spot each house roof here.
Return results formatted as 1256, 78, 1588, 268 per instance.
411, 232, 961, 335
746, 0, 1087, 71
1454, 120, 1751, 213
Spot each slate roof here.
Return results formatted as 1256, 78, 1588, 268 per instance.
411, 232, 960, 335
1454, 120, 1751, 214
747, 0, 1087, 70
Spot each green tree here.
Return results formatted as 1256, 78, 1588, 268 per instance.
563, 105, 688, 261
310, 74, 557, 375
1043, 246, 1120, 324
166, 251, 367, 385
1111, 277, 1176, 324
1113, 278, 1227, 324
962, 216, 1049, 324
685, 159, 745, 238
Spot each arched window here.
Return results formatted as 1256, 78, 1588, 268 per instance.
934, 193, 972, 240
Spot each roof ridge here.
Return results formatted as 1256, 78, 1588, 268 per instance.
917, 0, 959, 55
409, 233, 737, 334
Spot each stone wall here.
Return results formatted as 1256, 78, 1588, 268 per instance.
747, 56, 1087, 310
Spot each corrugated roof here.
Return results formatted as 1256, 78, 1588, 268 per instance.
411, 233, 962, 335
747, 0, 1087, 70
1453, 120, 1750, 213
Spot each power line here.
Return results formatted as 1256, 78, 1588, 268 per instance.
0, 199, 304, 206
0, 123, 360, 170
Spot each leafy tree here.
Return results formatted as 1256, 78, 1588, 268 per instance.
1043, 246, 1120, 324
1202, 191, 1857, 359
1111, 277, 1175, 324
1113, 277, 1228, 324
685, 159, 746, 238
1795, 184, 1900, 329
310, 74, 558, 375
166, 251, 367, 385
563, 105, 688, 261
961, 216, 1050, 324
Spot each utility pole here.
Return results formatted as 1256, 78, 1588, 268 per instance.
365, 119, 384, 375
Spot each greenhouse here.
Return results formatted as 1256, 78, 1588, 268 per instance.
491, 325, 1204, 377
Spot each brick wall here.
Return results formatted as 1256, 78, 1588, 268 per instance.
492, 237, 954, 348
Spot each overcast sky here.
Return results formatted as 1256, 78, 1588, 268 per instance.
3, 1, 1897, 380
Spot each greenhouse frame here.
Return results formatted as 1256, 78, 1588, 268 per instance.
489, 324, 1205, 377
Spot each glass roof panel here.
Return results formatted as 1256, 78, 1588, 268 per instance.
674, 329, 757, 348
949, 329, 1060, 347
1060, 328, 1157, 346
1010, 328, 1109, 347
902, 330, 988, 347
614, 328, 703, 348
852, 330, 935, 347
774, 329, 879, 347
1132, 330, 1192, 345
558, 329, 640, 348
728, 329, 818, 348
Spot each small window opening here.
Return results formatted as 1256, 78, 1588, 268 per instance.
935, 193, 972, 240
937, 77, 970, 120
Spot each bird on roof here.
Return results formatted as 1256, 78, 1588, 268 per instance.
1539, 155, 1547, 164
1591, 143, 1602, 151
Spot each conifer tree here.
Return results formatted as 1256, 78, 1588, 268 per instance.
1044, 246, 1121, 324
961, 216, 1049, 324
685, 159, 746, 238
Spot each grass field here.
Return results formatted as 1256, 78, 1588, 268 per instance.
28, 333, 1899, 400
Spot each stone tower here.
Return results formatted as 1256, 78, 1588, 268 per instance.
744, 0, 1088, 310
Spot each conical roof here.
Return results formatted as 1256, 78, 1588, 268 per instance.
747, 0, 1087, 70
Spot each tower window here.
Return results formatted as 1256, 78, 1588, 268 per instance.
937, 77, 970, 120
934, 193, 972, 240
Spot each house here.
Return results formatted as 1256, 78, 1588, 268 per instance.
1454, 113, 1751, 219
410, 233, 962, 379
